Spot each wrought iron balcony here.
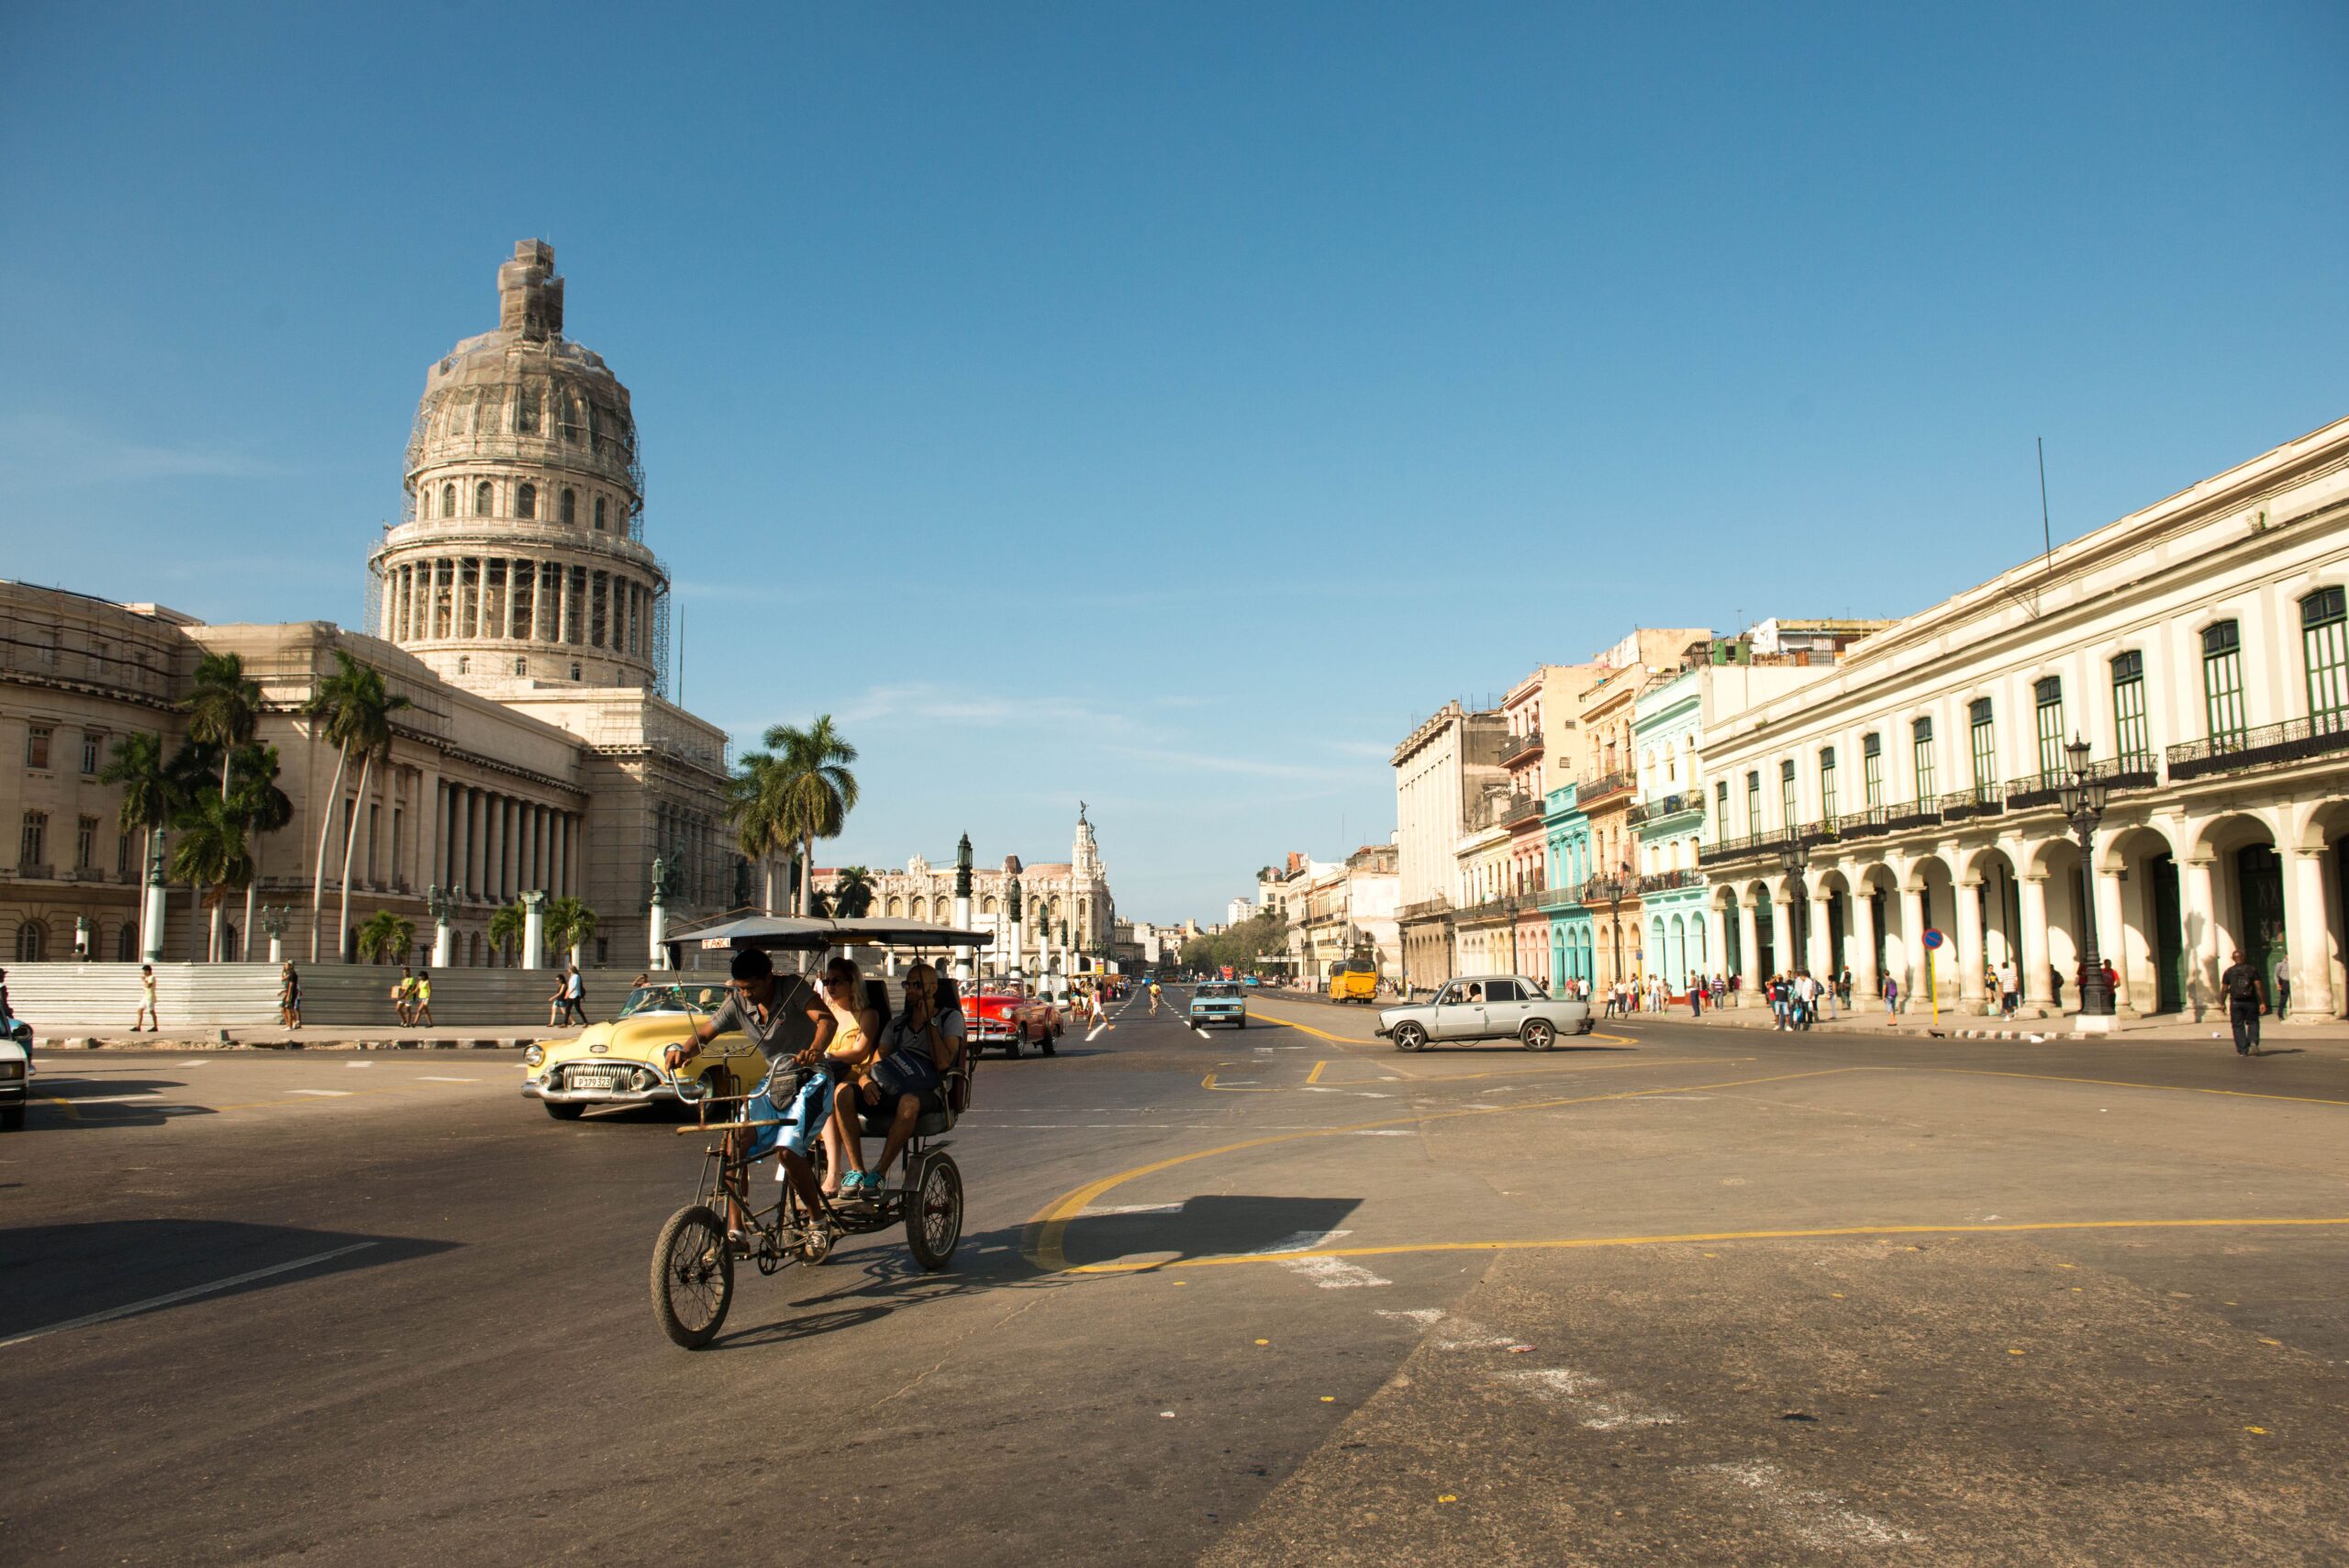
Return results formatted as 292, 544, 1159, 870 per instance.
1696, 831, 1776, 868
2168, 715, 2349, 782
1936, 785, 2006, 822
1639, 868, 1705, 894
1500, 728, 1543, 765
2003, 757, 2160, 809
1502, 793, 1545, 828
1578, 769, 1632, 805
1627, 792, 1703, 828
13, 862, 54, 881
1885, 799, 1943, 830
1838, 806, 1892, 839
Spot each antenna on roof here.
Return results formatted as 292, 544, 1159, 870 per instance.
2038, 436, 2055, 576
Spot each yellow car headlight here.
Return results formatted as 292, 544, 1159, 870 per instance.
523, 1044, 544, 1068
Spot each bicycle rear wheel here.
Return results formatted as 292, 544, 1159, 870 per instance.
651, 1204, 734, 1349
906, 1153, 964, 1272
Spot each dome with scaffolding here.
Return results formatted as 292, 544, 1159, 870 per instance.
368, 239, 670, 695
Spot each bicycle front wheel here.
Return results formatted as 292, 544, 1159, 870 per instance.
651, 1204, 734, 1349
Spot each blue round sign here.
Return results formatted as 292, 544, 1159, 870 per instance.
1921, 928, 1946, 951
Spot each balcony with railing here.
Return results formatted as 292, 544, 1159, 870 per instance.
2003, 757, 2160, 809
2168, 715, 2349, 783
1502, 792, 1545, 828
1628, 792, 1703, 828
1639, 867, 1705, 894
1500, 728, 1543, 766
1697, 831, 1776, 868
1937, 785, 2006, 823
1577, 769, 1632, 806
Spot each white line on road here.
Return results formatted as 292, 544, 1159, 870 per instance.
344, 1062, 373, 1069
0, 1243, 379, 1351
284, 1088, 352, 1097
417, 1075, 477, 1083
1080, 1202, 1187, 1217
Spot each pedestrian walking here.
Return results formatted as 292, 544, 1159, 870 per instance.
1882, 972, 1901, 1015
562, 963, 588, 1026
1836, 965, 1853, 1010
1998, 959, 2020, 1020
1688, 973, 1703, 1018
394, 964, 417, 1027
279, 962, 303, 1029
1769, 973, 1789, 1030
133, 962, 159, 1031
546, 971, 570, 1026
1820, 973, 1840, 1021
413, 970, 435, 1028
2221, 948, 2267, 1056
2272, 946, 2291, 1021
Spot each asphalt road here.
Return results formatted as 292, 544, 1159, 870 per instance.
3, 988, 2346, 1565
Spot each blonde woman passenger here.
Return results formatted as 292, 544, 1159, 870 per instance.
814, 956, 885, 1196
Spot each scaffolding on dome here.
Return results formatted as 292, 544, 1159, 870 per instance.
649, 584, 671, 699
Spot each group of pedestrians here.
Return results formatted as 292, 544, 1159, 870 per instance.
1761, 968, 1854, 1030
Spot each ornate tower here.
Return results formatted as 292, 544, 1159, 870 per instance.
368, 240, 669, 694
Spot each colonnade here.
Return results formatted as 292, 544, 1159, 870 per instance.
436, 781, 577, 906
382, 555, 653, 659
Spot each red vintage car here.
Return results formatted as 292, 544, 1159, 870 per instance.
962, 984, 1063, 1058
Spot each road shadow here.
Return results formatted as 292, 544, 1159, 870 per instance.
1042, 1194, 1364, 1274
0, 1218, 457, 1341
22, 1077, 214, 1130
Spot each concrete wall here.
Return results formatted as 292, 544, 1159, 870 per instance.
3, 962, 666, 1032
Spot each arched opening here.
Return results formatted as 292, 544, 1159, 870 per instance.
15, 920, 47, 961
910, 896, 928, 920
517, 483, 536, 520
440, 483, 456, 518
475, 480, 494, 517
117, 923, 137, 962
2185, 812, 2288, 1013
594, 496, 607, 530
560, 488, 575, 525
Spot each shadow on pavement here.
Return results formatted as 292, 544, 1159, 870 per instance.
0, 1218, 458, 1341
1050, 1194, 1363, 1273
22, 1078, 211, 1130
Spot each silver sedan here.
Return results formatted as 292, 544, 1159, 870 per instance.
1375, 974, 1595, 1051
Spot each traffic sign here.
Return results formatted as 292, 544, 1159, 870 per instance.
1921, 928, 1946, 951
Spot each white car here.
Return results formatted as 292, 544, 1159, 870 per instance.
1375, 975, 1594, 1051
0, 1027, 28, 1131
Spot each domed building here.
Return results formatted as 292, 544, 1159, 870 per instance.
0, 239, 774, 975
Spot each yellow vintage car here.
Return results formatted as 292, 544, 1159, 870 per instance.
521, 978, 816, 1120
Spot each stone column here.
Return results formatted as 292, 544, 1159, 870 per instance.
2094, 864, 2130, 1012
551, 813, 568, 900
2180, 858, 2218, 1013
1705, 906, 1729, 986
1850, 889, 1879, 1007
470, 789, 488, 899
1955, 877, 1987, 1012
484, 795, 505, 904
2289, 848, 2337, 1018
444, 785, 464, 894
1898, 885, 1925, 996
1770, 893, 1794, 980
521, 889, 546, 970
1737, 897, 1761, 1000
2018, 874, 2050, 1008
1807, 891, 1833, 978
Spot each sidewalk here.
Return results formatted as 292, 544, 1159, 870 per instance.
1629, 997, 2349, 1048
38, 1024, 583, 1051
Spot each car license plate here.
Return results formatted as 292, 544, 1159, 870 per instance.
570, 1067, 618, 1089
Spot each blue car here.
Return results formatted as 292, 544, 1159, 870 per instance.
1188, 982, 1248, 1029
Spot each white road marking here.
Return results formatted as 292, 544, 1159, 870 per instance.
0, 1242, 378, 1351
343, 1062, 373, 1069
418, 1075, 476, 1083
174, 1060, 208, 1067
1079, 1202, 1186, 1217
284, 1088, 352, 1097
1376, 1307, 1446, 1327
52, 1092, 165, 1106
1284, 1254, 1391, 1289
1085, 1024, 1107, 1042
1349, 1128, 1414, 1135
1703, 1462, 1917, 1548
1253, 1229, 1351, 1254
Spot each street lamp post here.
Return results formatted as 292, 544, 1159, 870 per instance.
1007, 875, 1024, 986
257, 904, 291, 965
2057, 736, 2116, 1025
1778, 839, 1810, 976
1591, 874, 1627, 989
428, 883, 460, 968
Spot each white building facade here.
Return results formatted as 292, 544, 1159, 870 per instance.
1698, 415, 2349, 1019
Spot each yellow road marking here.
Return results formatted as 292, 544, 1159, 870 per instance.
1306, 1059, 1328, 1085
1063, 1215, 2349, 1275
38, 1097, 82, 1122
1246, 1007, 1369, 1047
1199, 1072, 1276, 1093
1023, 1066, 1860, 1272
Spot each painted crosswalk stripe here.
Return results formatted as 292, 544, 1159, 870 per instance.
284, 1088, 352, 1097
418, 1075, 476, 1083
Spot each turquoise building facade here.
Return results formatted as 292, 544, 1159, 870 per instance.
1632, 667, 1713, 989
1542, 782, 1595, 993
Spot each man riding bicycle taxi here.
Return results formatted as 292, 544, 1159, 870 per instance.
662, 948, 838, 1240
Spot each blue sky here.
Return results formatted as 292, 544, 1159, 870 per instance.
4, 3, 2344, 920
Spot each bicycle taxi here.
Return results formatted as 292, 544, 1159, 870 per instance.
648, 913, 987, 1349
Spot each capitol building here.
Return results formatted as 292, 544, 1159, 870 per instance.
0, 241, 779, 967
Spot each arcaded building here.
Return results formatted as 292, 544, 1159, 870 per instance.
1, 241, 771, 966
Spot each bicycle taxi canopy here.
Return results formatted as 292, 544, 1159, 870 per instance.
662, 914, 989, 967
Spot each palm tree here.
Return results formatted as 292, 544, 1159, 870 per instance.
487, 901, 527, 967
184, 651, 261, 803
169, 795, 251, 964
830, 865, 876, 918
302, 651, 412, 962
545, 896, 598, 967
99, 734, 174, 918
724, 751, 790, 912
763, 717, 860, 917
228, 743, 294, 962
357, 910, 416, 965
